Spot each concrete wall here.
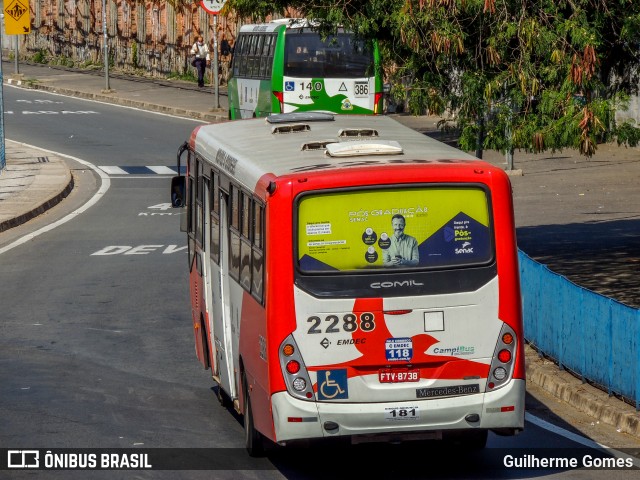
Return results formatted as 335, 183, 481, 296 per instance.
615, 93, 640, 127
2, 1, 296, 78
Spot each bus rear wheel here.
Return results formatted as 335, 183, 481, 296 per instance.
243, 376, 266, 457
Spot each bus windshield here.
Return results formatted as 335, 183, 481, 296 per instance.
297, 186, 494, 273
284, 32, 373, 78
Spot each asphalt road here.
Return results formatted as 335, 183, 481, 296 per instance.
1, 87, 639, 479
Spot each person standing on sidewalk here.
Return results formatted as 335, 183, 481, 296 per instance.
190, 36, 210, 88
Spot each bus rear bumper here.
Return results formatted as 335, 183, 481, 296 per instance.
270, 379, 525, 443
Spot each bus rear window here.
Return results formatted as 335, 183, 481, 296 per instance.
284, 32, 373, 78
296, 187, 493, 273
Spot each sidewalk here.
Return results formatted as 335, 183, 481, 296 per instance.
0, 139, 73, 232
1, 61, 639, 444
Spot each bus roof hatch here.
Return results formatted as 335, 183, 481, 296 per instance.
325, 140, 403, 157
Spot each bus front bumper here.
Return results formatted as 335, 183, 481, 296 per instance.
270, 379, 525, 443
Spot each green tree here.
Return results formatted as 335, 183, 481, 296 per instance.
226, 0, 640, 161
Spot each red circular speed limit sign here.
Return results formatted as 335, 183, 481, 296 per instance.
200, 0, 226, 14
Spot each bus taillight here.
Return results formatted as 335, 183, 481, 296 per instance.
286, 360, 300, 374
273, 91, 284, 113
486, 324, 517, 392
283, 344, 295, 356
498, 349, 512, 363
374, 92, 383, 114
279, 335, 314, 400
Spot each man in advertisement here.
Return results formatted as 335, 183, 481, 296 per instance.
382, 214, 419, 267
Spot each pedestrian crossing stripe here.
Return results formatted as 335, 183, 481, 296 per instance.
99, 166, 186, 175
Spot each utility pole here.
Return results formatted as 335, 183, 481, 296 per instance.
0, 25, 6, 174
199, 1, 227, 110
102, 0, 110, 91
213, 14, 220, 109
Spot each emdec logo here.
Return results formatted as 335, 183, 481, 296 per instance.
8, 450, 40, 468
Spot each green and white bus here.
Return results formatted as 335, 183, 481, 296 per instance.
228, 19, 383, 119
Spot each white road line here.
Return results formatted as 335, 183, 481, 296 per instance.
525, 412, 640, 467
147, 166, 177, 175
99, 165, 129, 175
525, 412, 606, 449
4, 83, 207, 122
0, 141, 111, 256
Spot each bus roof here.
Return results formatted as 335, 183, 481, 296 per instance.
193, 114, 483, 192
238, 18, 344, 34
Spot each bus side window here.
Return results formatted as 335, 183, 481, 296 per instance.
266, 33, 276, 77
230, 35, 239, 76
251, 201, 264, 303
236, 35, 247, 77
256, 36, 266, 78
229, 185, 241, 281
247, 34, 257, 78
187, 153, 195, 235
195, 159, 204, 247
259, 35, 271, 78
239, 192, 252, 291
210, 171, 220, 265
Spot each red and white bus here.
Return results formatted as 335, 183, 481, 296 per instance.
171, 113, 525, 455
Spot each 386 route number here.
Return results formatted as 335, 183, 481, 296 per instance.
307, 313, 376, 334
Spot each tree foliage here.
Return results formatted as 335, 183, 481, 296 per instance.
226, 0, 640, 158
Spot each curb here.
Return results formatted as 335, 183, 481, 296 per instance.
525, 346, 640, 439
0, 171, 74, 233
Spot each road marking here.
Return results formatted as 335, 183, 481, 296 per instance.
0, 141, 110, 256
4, 83, 209, 122
99, 166, 129, 175
91, 245, 187, 255
98, 165, 185, 176
525, 412, 605, 449
525, 412, 640, 466
21, 110, 99, 115
148, 166, 178, 175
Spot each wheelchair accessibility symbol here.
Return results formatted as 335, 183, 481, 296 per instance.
317, 369, 348, 400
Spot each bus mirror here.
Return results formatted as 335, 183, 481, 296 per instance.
171, 176, 186, 208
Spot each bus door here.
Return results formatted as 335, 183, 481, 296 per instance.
211, 187, 237, 400
201, 177, 218, 376
189, 157, 209, 368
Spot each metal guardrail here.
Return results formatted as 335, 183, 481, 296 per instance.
519, 250, 640, 409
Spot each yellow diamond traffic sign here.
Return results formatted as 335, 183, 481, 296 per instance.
4, 0, 31, 35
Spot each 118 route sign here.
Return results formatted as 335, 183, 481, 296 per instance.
200, 0, 227, 15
